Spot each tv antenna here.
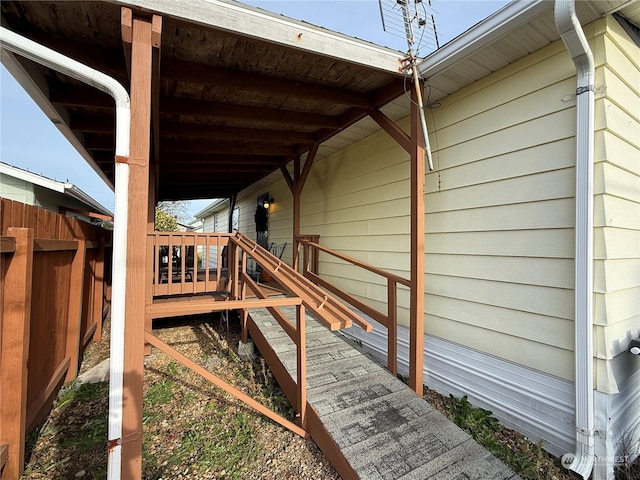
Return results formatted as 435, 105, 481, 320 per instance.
379, 0, 439, 171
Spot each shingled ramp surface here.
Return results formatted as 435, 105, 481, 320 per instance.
248, 304, 521, 480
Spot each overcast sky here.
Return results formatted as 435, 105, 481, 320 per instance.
0, 0, 509, 218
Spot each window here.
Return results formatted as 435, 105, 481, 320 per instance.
232, 207, 239, 231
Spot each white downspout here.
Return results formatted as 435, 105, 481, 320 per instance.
0, 28, 130, 480
554, 2, 595, 478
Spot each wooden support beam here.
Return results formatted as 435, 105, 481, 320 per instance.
292, 156, 301, 270
280, 165, 294, 194
144, 332, 309, 438
151, 15, 162, 201
161, 58, 372, 108
369, 109, 411, 153
163, 123, 317, 144
0, 227, 34, 480
121, 8, 133, 79
160, 97, 341, 129
65, 238, 86, 382
409, 88, 425, 394
161, 139, 297, 156
120, 13, 157, 479
295, 144, 318, 197
145, 295, 303, 319
0, 236, 16, 253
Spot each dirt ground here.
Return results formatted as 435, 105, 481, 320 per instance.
23, 312, 634, 480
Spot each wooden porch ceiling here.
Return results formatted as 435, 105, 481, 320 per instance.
0, 1, 407, 201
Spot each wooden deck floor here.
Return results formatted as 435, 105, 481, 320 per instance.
247, 304, 521, 480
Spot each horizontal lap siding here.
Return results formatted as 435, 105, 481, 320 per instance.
299, 131, 412, 321
421, 35, 580, 379
593, 18, 640, 379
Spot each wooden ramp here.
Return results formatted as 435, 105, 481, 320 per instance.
247, 305, 521, 480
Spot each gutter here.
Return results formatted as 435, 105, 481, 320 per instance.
64, 184, 114, 218
554, 1, 596, 478
0, 28, 131, 480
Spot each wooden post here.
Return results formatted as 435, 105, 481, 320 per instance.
65, 238, 86, 382
0, 227, 34, 480
292, 156, 301, 271
120, 11, 159, 479
296, 304, 307, 430
409, 89, 425, 394
387, 279, 398, 376
92, 237, 106, 342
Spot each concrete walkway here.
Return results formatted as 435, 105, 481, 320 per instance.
248, 305, 521, 480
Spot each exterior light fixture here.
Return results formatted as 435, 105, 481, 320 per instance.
263, 197, 273, 209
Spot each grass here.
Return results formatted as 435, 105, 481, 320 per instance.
445, 394, 552, 480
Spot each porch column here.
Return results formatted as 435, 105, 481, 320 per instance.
120, 11, 160, 479
281, 145, 318, 270
409, 88, 425, 394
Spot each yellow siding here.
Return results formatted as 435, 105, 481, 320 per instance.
238, 17, 638, 384
593, 16, 640, 388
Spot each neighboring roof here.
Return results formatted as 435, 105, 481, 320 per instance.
0, 161, 113, 217
194, 198, 229, 219
1, 0, 638, 202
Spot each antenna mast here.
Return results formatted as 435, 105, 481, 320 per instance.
379, 0, 438, 171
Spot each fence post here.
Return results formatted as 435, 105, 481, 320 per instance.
65, 238, 86, 382
92, 237, 106, 342
0, 227, 34, 480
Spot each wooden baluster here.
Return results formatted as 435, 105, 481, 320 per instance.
387, 279, 398, 376
297, 304, 307, 430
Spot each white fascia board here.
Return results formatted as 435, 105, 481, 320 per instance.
418, 0, 550, 78
108, 0, 404, 74
65, 184, 114, 217
0, 162, 66, 193
1, 50, 115, 191
194, 198, 228, 219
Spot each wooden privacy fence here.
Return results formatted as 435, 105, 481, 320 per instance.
0, 198, 111, 480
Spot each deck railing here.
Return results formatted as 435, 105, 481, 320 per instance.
147, 232, 232, 297
297, 238, 411, 376
146, 231, 310, 433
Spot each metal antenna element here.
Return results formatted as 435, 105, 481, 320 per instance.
379, 0, 437, 171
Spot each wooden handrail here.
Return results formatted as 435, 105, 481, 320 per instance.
232, 233, 371, 332
299, 240, 411, 287
298, 238, 404, 375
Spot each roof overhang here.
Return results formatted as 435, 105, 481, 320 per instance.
1, 0, 638, 202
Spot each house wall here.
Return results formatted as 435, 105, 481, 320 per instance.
592, 16, 640, 476
238, 16, 639, 466
592, 16, 640, 392
0, 173, 35, 205
248, 25, 582, 381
